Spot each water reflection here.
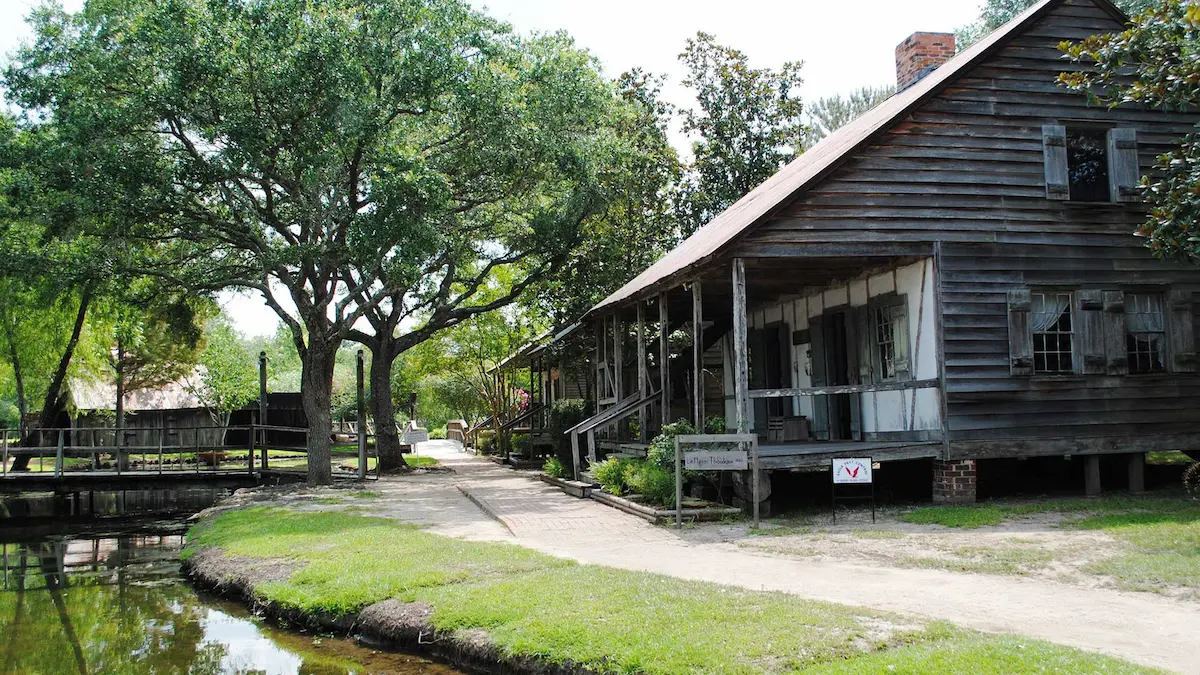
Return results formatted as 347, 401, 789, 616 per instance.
0, 493, 463, 675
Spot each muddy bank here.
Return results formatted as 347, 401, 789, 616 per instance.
183, 520, 598, 675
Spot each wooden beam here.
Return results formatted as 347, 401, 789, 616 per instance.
659, 292, 670, 428
613, 314, 623, 403
692, 281, 704, 429
637, 302, 647, 443
732, 258, 750, 435
748, 378, 941, 399
933, 241, 952, 461
732, 242, 935, 258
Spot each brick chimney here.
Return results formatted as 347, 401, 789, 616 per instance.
895, 32, 956, 91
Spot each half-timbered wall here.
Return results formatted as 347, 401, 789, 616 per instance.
729, 0, 1200, 457
721, 259, 941, 437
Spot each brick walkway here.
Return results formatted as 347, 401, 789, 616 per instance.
403, 441, 1200, 674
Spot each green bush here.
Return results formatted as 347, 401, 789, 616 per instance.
430, 426, 447, 440
549, 398, 590, 467
704, 416, 726, 434
625, 461, 676, 507
592, 456, 632, 495
543, 456, 566, 478
513, 432, 532, 457
477, 429, 497, 454
647, 420, 697, 471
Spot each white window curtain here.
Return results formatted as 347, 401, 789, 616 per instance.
1031, 293, 1070, 332
1126, 294, 1165, 338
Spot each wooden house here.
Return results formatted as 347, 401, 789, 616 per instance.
569, 0, 1200, 504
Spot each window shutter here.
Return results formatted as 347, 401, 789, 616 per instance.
855, 306, 873, 384
1107, 128, 1141, 203
1102, 291, 1128, 375
1168, 290, 1197, 373
1007, 290, 1034, 376
893, 296, 912, 381
1078, 290, 1106, 375
1042, 125, 1069, 200
808, 315, 830, 440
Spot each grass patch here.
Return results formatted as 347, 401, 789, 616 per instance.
749, 525, 813, 537
311, 497, 344, 505
346, 490, 381, 499
853, 529, 906, 540
404, 455, 438, 468
902, 546, 1054, 577
1147, 451, 1192, 465
186, 508, 1158, 674
1071, 509, 1200, 592
901, 494, 1200, 529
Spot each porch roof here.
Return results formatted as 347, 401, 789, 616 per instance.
587, 0, 1127, 316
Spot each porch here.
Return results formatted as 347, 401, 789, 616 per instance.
573, 246, 951, 482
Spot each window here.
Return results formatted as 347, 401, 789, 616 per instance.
1032, 291, 1074, 373
871, 300, 909, 381
1066, 128, 1110, 202
1125, 293, 1166, 374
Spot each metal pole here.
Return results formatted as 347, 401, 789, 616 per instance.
259, 351, 269, 470
356, 349, 367, 480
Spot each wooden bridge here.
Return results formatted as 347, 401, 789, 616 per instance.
0, 424, 375, 494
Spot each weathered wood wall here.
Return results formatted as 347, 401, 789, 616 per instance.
732, 0, 1200, 458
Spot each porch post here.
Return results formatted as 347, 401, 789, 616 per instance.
594, 318, 603, 415
659, 292, 670, 428
732, 259, 750, 435
692, 281, 704, 430
613, 314, 623, 404
637, 302, 648, 443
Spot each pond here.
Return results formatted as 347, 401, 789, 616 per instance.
0, 489, 465, 675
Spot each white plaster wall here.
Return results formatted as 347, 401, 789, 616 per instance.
724, 257, 940, 434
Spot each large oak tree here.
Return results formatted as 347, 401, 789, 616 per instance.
7, 0, 618, 481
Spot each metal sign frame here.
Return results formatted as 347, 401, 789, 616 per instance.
675, 433, 760, 529
831, 457, 875, 523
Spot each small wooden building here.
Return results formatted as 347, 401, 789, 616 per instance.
570, 0, 1200, 503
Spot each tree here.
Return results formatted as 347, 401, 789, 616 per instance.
1060, 0, 1200, 263
527, 70, 683, 325
956, 0, 1157, 48
675, 32, 806, 235
184, 316, 259, 427
8, 0, 616, 482
801, 86, 895, 150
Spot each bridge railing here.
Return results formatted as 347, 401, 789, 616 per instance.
0, 424, 377, 479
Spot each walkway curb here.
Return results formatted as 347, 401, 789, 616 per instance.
454, 483, 514, 536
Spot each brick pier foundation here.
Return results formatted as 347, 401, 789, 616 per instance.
933, 459, 977, 504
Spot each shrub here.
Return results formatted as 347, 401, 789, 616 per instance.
625, 460, 676, 507
704, 416, 726, 434
429, 426, 447, 440
647, 420, 697, 471
592, 456, 632, 495
477, 430, 497, 454
543, 456, 566, 479
549, 398, 590, 467
513, 433, 533, 457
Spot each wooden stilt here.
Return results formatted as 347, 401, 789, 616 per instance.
732, 259, 750, 435
692, 281, 704, 430
637, 302, 648, 443
659, 293, 670, 429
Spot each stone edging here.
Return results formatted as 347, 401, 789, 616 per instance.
537, 474, 593, 498
587, 490, 743, 524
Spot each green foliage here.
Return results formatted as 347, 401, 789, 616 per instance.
512, 432, 533, 456
592, 456, 634, 495
1060, 0, 1200, 264
802, 86, 895, 150
624, 461, 676, 507
955, 0, 1156, 49
704, 415, 726, 434
543, 456, 567, 478
647, 420, 697, 471
187, 508, 1157, 674
675, 32, 806, 235
429, 426, 447, 440
476, 429, 497, 455
186, 315, 258, 422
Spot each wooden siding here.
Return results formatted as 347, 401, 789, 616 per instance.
736, 0, 1200, 457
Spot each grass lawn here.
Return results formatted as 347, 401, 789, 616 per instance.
186, 508, 1158, 674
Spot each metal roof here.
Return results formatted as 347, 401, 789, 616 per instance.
589, 0, 1126, 315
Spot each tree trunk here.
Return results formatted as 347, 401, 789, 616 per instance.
300, 343, 337, 485
369, 344, 409, 473
13, 290, 91, 471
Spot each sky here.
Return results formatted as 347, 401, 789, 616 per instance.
0, 0, 984, 337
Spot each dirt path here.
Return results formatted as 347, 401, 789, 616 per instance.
384, 442, 1200, 673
